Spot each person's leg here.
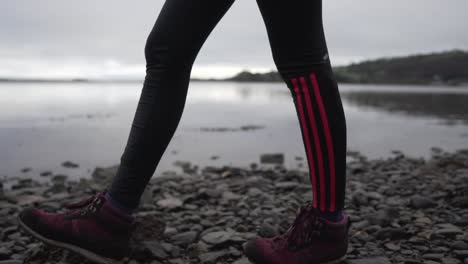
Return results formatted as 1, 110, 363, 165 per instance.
244, 1, 349, 263
108, 0, 236, 212
17, 1, 235, 262
257, 0, 347, 214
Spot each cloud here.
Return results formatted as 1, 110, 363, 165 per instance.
1, 0, 467, 78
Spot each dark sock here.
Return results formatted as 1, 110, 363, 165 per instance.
319, 210, 343, 222
105, 192, 134, 215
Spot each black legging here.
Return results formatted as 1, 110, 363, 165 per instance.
109, 0, 347, 213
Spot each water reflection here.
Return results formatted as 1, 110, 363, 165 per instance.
341, 91, 468, 125
1, 82, 468, 179
190, 82, 468, 126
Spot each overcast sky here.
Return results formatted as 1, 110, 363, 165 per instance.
1, 0, 467, 79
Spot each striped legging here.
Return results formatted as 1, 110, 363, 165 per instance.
108, 0, 347, 213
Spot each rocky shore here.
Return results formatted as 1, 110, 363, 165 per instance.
1, 149, 468, 264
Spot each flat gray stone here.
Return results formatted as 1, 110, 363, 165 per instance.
171, 231, 198, 246
348, 257, 392, 264
201, 231, 233, 245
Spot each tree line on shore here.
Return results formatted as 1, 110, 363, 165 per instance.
213, 50, 468, 86
2, 50, 467, 86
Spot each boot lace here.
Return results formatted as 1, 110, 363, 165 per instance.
272, 202, 326, 251
64, 192, 105, 218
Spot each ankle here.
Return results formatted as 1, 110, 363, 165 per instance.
104, 192, 134, 216
318, 210, 343, 222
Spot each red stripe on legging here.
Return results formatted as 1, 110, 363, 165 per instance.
291, 78, 318, 208
309, 73, 336, 212
299, 76, 325, 211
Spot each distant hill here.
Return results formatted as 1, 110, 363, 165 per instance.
224, 50, 468, 86
2, 50, 467, 85
334, 50, 468, 85
223, 70, 283, 82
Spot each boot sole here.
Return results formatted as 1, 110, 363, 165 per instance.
18, 217, 127, 264
244, 240, 347, 264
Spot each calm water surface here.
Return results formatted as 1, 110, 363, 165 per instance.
1, 82, 468, 179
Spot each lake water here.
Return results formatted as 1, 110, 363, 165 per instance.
1, 81, 468, 180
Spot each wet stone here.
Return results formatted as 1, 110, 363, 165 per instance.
142, 241, 168, 260
410, 195, 437, 209
348, 256, 392, 264
375, 227, 409, 240
232, 257, 251, 264
1, 149, 467, 263
0, 247, 12, 259
198, 251, 227, 264
61, 161, 79, 168
39, 171, 52, 177
260, 153, 284, 164
157, 198, 183, 209
201, 231, 234, 245
258, 223, 278, 238
170, 231, 198, 246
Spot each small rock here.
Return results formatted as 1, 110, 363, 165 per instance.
232, 257, 251, 264
348, 257, 392, 264
14, 195, 45, 206
452, 241, 468, 250
260, 153, 284, 164
274, 182, 299, 190
410, 195, 437, 209
20, 167, 31, 173
454, 250, 468, 258
142, 241, 168, 260
384, 242, 400, 251
157, 198, 183, 209
442, 257, 462, 264
375, 227, 409, 240
258, 223, 278, 238
201, 231, 233, 245
61, 161, 79, 168
198, 251, 226, 264
423, 253, 444, 261
39, 171, 52, 177
222, 192, 241, 202
0, 247, 13, 259
434, 227, 463, 236
171, 231, 198, 246
92, 165, 119, 183
367, 208, 399, 227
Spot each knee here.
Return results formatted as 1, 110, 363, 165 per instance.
144, 39, 195, 74
144, 38, 168, 68
274, 54, 334, 82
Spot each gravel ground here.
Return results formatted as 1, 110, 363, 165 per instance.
0, 149, 467, 264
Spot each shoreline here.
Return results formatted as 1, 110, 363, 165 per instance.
1, 149, 468, 263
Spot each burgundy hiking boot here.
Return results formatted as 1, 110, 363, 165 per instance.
17, 191, 135, 264
244, 203, 351, 264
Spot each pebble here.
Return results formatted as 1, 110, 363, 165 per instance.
410, 195, 437, 209
198, 251, 227, 264
201, 231, 233, 245
0, 247, 12, 259
451, 241, 468, 250
260, 153, 284, 164
156, 198, 183, 209
0, 149, 466, 263
142, 241, 169, 260
61, 161, 79, 168
170, 231, 198, 246
348, 256, 392, 264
